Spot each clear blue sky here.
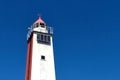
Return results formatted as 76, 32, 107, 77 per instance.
0, 0, 120, 80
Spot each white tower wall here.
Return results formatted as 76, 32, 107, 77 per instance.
25, 17, 56, 80
31, 33, 56, 80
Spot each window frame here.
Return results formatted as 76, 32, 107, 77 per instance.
37, 33, 51, 44
40, 23, 45, 28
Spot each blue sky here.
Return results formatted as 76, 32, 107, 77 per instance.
0, 0, 120, 80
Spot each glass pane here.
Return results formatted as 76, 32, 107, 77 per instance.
44, 35, 47, 41
48, 36, 50, 42
36, 23, 39, 27
40, 23, 45, 28
41, 35, 43, 41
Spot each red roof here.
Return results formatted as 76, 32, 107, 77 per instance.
34, 17, 45, 24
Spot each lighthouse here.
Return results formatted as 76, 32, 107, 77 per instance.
25, 17, 56, 80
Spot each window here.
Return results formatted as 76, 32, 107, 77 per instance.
37, 33, 51, 44
41, 35, 43, 41
36, 23, 39, 27
44, 35, 47, 41
37, 34, 40, 40
40, 23, 45, 28
48, 36, 50, 42
41, 55, 45, 60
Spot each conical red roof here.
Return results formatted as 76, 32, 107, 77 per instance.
34, 17, 45, 24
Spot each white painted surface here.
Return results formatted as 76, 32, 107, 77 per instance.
33, 26, 48, 33
31, 31, 56, 80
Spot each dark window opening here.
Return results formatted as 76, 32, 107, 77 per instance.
48, 36, 50, 42
44, 35, 47, 41
37, 34, 40, 40
41, 55, 45, 60
41, 35, 43, 41
36, 23, 39, 27
37, 33, 51, 44
40, 23, 45, 28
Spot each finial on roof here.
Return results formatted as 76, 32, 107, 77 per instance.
34, 14, 45, 24
38, 14, 42, 19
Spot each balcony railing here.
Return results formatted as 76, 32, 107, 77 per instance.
27, 26, 53, 40
47, 26, 53, 35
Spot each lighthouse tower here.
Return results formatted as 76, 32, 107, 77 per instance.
25, 17, 56, 80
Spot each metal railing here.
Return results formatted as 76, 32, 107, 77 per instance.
27, 26, 53, 40
27, 26, 33, 40
47, 26, 53, 35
